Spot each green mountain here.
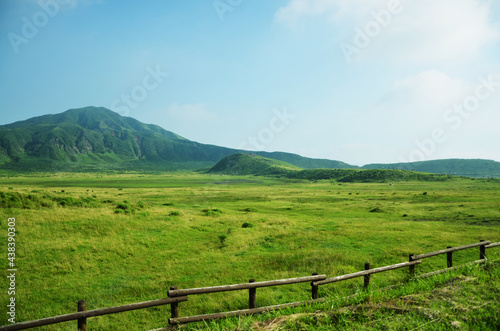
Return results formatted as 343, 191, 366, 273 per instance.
362, 159, 500, 178
208, 153, 301, 175
0, 107, 356, 171
209, 154, 452, 182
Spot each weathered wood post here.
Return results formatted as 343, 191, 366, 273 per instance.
77, 300, 86, 331
170, 286, 179, 320
311, 273, 319, 299
480, 240, 486, 260
447, 246, 453, 268
249, 279, 257, 309
409, 254, 415, 278
364, 263, 371, 289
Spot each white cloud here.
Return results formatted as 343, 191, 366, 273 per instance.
275, 0, 384, 25
276, 0, 500, 63
382, 70, 470, 114
376, 70, 500, 162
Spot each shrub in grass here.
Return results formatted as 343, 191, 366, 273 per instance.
115, 202, 135, 214
242, 222, 254, 228
218, 234, 227, 247
242, 207, 258, 213
116, 203, 130, 210
169, 211, 181, 216
202, 208, 222, 216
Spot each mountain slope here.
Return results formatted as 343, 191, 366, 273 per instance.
208, 153, 301, 175
0, 107, 356, 171
0, 107, 235, 168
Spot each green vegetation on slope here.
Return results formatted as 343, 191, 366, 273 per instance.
209, 154, 454, 182
363, 158, 500, 177
207, 153, 301, 175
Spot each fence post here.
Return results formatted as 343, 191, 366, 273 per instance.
249, 279, 257, 309
447, 246, 453, 268
409, 254, 415, 278
480, 240, 486, 260
170, 286, 179, 320
364, 263, 370, 289
77, 300, 86, 331
311, 273, 319, 299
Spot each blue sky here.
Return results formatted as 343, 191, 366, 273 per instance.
1, 0, 499, 166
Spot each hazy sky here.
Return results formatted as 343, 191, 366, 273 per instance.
1, 0, 500, 166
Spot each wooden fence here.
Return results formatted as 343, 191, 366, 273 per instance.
1, 240, 498, 330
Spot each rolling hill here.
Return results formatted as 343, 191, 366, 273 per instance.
209, 154, 453, 182
362, 159, 500, 178
207, 153, 301, 175
0, 107, 356, 171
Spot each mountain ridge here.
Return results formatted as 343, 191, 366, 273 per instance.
1, 106, 499, 176
0, 106, 356, 171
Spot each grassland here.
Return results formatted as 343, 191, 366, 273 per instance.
0, 172, 499, 330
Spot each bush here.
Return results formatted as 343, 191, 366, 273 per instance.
218, 234, 227, 247
242, 222, 254, 228
202, 208, 222, 216
169, 211, 181, 216
115, 202, 134, 214
241, 207, 258, 213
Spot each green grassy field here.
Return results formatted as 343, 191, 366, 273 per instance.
0, 172, 499, 330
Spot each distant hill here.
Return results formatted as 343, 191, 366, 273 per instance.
208, 153, 300, 175
362, 159, 500, 178
0, 107, 355, 171
250, 151, 355, 170
209, 154, 452, 182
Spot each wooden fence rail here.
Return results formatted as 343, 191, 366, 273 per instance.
312, 260, 421, 287
0, 297, 188, 331
1, 240, 498, 330
485, 242, 500, 249
167, 274, 326, 297
412, 241, 490, 260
